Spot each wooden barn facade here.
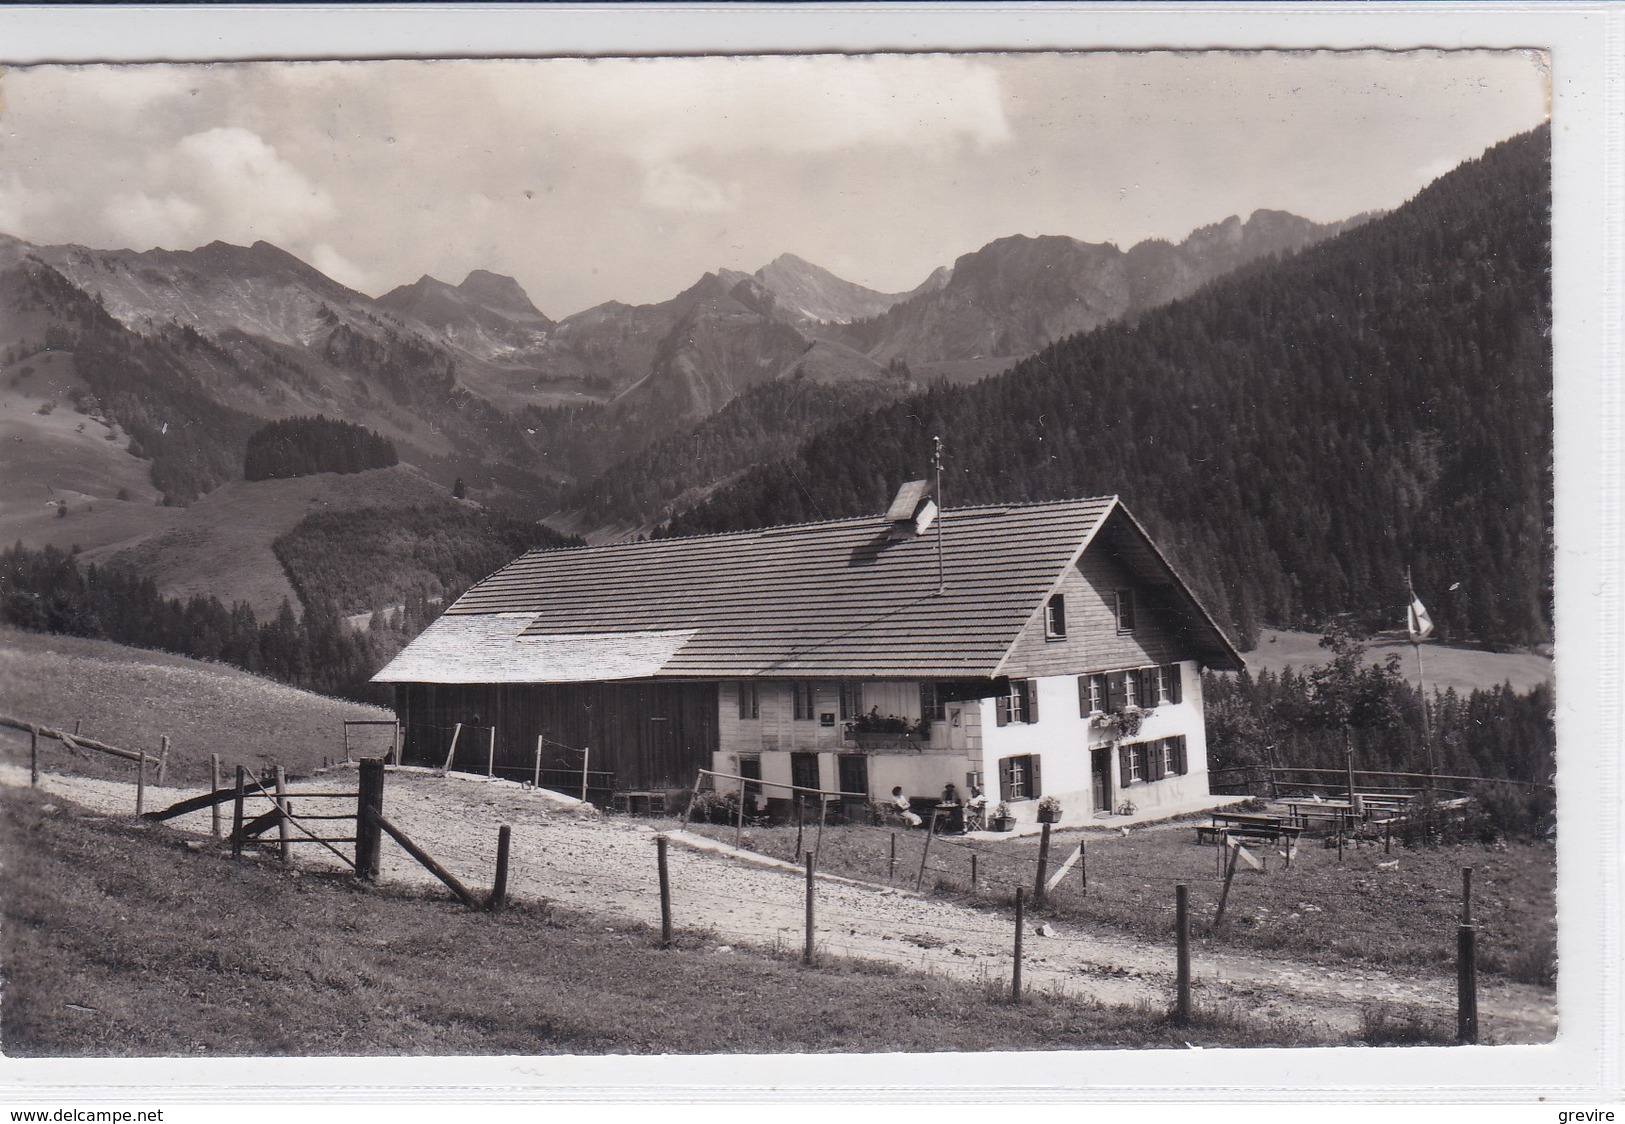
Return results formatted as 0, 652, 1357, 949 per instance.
372, 492, 1245, 825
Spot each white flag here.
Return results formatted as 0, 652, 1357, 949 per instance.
1407, 594, 1434, 642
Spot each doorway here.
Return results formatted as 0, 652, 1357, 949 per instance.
837, 754, 870, 821
1092, 746, 1113, 813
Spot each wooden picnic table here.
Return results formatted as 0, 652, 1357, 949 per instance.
1281, 799, 1358, 829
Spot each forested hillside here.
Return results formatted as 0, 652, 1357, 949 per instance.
244, 415, 398, 481
664, 126, 1552, 650
273, 504, 581, 617
554, 373, 910, 533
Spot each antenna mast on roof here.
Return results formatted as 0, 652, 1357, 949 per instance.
933, 435, 946, 595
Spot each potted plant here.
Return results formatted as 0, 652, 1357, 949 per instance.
848, 709, 922, 749
1037, 795, 1062, 824
1091, 704, 1144, 739
991, 802, 1014, 832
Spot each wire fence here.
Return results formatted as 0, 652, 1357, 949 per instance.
7, 717, 1496, 1039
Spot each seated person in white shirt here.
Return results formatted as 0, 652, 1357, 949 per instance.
889, 785, 923, 827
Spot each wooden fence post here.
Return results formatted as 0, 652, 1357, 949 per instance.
970, 852, 977, 890
135, 751, 146, 818
487, 726, 496, 778
392, 721, 401, 767
814, 795, 826, 865
1212, 840, 1241, 933
1033, 821, 1053, 905
733, 772, 746, 849
355, 757, 385, 882
1461, 866, 1474, 925
915, 809, 939, 891
1457, 923, 1478, 1044
803, 850, 816, 965
1011, 886, 1025, 1004
489, 824, 512, 912
30, 725, 39, 787
1175, 883, 1191, 1025
230, 765, 246, 858
795, 798, 805, 860
533, 736, 543, 788
581, 744, 590, 804
157, 735, 170, 786
440, 723, 462, 776
274, 765, 290, 861
211, 753, 222, 839
1080, 835, 1088, 895
657, 834, 672, 947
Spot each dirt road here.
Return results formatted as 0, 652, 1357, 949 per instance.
4, 764, 1557, 1044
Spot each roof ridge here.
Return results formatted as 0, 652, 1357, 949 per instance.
521, 495, 1119, 559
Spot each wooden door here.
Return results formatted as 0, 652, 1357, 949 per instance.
1092, 747, 1113, 812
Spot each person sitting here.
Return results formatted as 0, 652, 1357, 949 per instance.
962, 784, 989, 833
941, 782, 960, 806
889, 785, 923, 827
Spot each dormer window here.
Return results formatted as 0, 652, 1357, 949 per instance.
1114, 589, 1136, 633
1044, 594, 1067, 638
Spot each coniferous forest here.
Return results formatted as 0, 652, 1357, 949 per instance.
663, 126, 1552, 652
243, 415, 399, 481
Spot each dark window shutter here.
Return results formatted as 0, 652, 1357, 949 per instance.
995, 693, 1010, 726
1148, 740, 1166, 782
1172, 735, 1187, 775
1077, 676, 1089, 718
1118, 744, 1133, 786
1106, 671, 1124, 711
1167, 665, 1183, 705
998, 756, 1016, 800
1025, 680, 1039, 724
1029, 754, 1042, 800
1136, 668, 1153, 707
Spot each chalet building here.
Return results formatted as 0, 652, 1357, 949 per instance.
372, 491, 1244, 828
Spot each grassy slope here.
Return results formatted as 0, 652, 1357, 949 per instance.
0, 627, 393, 785
686, 818, 1556, 989
90, 464, 464, 618
0, 351, 179, 552
1242, 629, 1553, 695
0, 789, 1352, 1056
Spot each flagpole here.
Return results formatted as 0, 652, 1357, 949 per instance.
1407, 567, 1437, 781
933, 435, 946, 596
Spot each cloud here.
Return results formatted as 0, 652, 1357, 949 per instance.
168, 127, 336, 242
641, 162, 742, 213
514, 54, 1013, 164
308, 243, 377, 295
102, 192, 204, 248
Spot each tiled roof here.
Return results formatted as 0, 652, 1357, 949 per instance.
371, 614, 697, 684
375, 497, 1242, 683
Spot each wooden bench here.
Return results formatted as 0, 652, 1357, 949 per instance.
1195, 812, 1302, 848
611, 790, 668, 816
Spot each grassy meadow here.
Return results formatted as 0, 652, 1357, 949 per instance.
684, 815, 1556, 988
0, 626, 393, 786
0, 788, 1364, 1056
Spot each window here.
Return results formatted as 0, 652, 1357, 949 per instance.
1078, 674, 1107, 716
998, 754, 1041, 801
1115, 589, 1137, 633
1119, 742, 1144, 784
792, 681, 816, 721
995, 679, 1039, 726
736, 682, 759, 720
1165, 735, 1188, 776
1044, 594, 1067, 638
919, 681, 945, 722
1123, 667, 1139, 708
838, 681, 862, 721
1156, 664, 1184, 706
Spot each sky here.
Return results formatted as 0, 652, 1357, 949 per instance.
0, 50, 1549, 319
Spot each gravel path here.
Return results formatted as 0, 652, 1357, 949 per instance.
4, 764, 1557, 1044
